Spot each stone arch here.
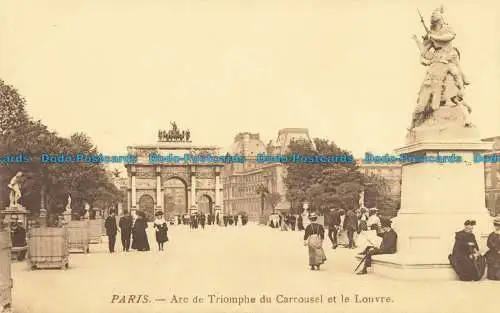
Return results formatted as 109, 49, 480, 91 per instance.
163, 176, 189, 215
138, 194, 155, 221
161, 167, 190, 185
198, 193, 213, 215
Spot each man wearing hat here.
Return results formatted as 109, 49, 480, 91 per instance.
356, 218, 397, 275
327, 208, 342, 249
119, 210, 133, 252
485, 217, 500, 280
104, 209, 118, 253
448, 220, 485, 281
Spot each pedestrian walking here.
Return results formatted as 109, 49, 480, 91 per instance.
303, 212, 327, 271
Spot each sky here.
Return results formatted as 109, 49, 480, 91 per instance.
1, 0, 499, 161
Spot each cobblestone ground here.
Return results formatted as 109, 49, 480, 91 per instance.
11, 223, 498, 313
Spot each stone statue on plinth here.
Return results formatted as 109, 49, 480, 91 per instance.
409, 6, 474, 142
65, 195, 72, 212
7, 172, 23, 208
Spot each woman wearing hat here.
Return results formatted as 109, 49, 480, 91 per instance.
485, 217, 500, 280
154, 211, 168, 251
448, 220, 485, 281
303, 212, 327, 271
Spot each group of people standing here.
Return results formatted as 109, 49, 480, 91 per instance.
302, 209, 397, 274
104, 209, 169, 253
324, 207, 381, 250
267, 213, 305, 231
173, 212, 248, 228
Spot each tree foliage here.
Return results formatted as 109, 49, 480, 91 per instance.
0, 79, 122, 217
284, 138, 397, 215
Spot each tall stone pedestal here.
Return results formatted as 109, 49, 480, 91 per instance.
372, 140, 493, 281
2, 206, 29, 230
62, 211, 72, 225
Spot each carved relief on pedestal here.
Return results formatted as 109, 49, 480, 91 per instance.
196, 178, 214, 189
135, 178, 156, 189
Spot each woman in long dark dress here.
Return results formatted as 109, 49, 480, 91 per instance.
485, 217, 500, 280
132, 211, 150, 251
153, 211, 168, 251
303, 212, 327, 271
448, 220, 485, 281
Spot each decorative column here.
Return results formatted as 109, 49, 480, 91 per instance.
127, 190, 131, 211
131, 166, 137, 209
156, 166, 162, 210
190, 166, 197, 213
215, 168, 222, 217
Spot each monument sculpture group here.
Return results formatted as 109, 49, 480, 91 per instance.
370, 6, 494, 280
408, 6, 476, 143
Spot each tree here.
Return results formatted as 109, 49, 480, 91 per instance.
363, 174, 400, 217
0, 79, 123, 219
306, 183, 325, 213
0, 79, 30, 136
284, 138, 362, 213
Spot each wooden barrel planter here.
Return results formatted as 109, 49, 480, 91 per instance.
0, 232, 12, 312
66, 220, 90, 254
27, 227, 69, 270
88, 219, 103, 244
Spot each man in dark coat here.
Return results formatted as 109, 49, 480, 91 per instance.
297, 215, 304, 231
327, 208, 342, 249
448, 220, 485, 281
104, 209, 118, 253
119, 210, 133, 252
343, 209, 358, 249
356, 219, 397, 275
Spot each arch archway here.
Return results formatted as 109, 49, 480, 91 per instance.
164, 177, 188, 216
138, 194, 155, 221
198, 194, 213, 215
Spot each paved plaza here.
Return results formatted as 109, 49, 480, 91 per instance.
11, 224, 498, 313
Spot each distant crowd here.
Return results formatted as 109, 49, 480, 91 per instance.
171, 212, 249, 228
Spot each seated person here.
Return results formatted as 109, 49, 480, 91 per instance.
356, 219, 397, 275
448, 220, 486, 281
10, 221, 27, 261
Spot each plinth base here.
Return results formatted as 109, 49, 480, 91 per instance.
386, 139, 493, 281
355, 254, 457, 281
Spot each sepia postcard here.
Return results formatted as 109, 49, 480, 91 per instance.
0, 0, 499, 312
